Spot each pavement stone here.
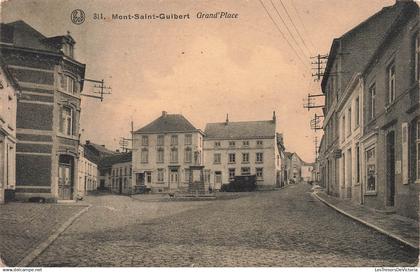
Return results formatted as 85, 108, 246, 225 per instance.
314, 190, 419, 249
30, 183, 419, 267
0, 203, 85, 266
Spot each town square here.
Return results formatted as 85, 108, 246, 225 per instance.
0, 0, 419, 268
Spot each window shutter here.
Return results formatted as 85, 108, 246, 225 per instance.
402, 122, 408, 184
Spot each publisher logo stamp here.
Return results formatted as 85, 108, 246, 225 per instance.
71, 9, 85, 25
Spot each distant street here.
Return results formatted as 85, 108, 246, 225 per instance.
31, 183, 417, 267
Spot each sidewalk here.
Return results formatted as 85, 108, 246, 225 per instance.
313, 190, 419, 250
0, 202, 87, 266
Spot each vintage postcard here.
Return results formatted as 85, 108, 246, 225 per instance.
0, 0, 419, 269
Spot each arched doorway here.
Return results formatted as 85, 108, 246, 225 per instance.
58, 154, 74, 200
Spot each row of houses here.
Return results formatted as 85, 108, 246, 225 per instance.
0, 20, 313, 203
318, 0, 419, 220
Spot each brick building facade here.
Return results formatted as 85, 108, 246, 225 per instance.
0, 21, 86, 201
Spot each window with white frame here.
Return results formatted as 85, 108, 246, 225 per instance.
228, 153, 236, 163
214, 153, 221, 164
157, 169, 164, 182
171, 135, 178, 146
241, 167, 251, 175
141, 148, 148, 163
142, 136, 149, 146
256, 168, 263, 180
157, 135, 164, 146
61, 106, 74, 136
157, 148, 164, 163
242, 153, 249, 163
366, 147, 376, 192
229, 168, 235, 180
256, 152, 263, 163
387, 62, 396, 104
170, 148, 178, 163
184, 147, 192, 163
63, 75, 77, 94
146, 172, 152, 183
355, 97, 360, 128
185, 134, 192, 145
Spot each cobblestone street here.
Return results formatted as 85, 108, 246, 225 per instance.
31, 183, 418, 267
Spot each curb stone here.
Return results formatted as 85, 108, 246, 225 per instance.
15, 204, 91, 267
311, 192, 418, 250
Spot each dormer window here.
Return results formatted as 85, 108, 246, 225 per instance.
62, 43, 74, 58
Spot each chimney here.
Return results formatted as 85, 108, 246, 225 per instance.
225, 113, 229, 125
162, 111, 167, 117
272, 111, 276, 123
85, 140, 90, 145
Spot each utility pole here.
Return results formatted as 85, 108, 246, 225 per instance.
303, 93, 324, 111
119, 121, 135, 152
311, 54, 328, 81
80, 78, 112, 101
310, 113, 324, 132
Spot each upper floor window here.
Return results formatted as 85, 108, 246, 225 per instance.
228, 153, 236, 163
229, 141, 235, 148
355, 97, 360, 128
387, 62, 396, 104
347, 107, 352, 137
62, 43, 74, 58
142, 136, 149, 146
170, 148, 178, 163
243, 141, 249, 147
141, 148, 149, 164
214, 153, 221, 164
256, 152, 264, 163
341, 115, 345, 142
368, 84, 376, 121
184, 147, 192, 163
185, 134, 192, 145
256, 140, 263, 147
157, 148, 164, 163
157, 135, 164, 146
63, 75, 77, 94
241, 167, 251, 175
61, 106, 74, 136
214, 141, 221, 148
171, 135, 178, 146
256, 168, 263, 180
242, 153, 249, 163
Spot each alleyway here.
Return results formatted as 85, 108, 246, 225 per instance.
31, 183, 418, 266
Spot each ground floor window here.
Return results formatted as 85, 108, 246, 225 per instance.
146, 171, 152, 183
366, 146, 376, 192
229, 168, 235, 181
185, 169, 191, 182
256, 168, 263, 180
417, 120, 420, 181
157, 169, 164, 182
241, 167, 250, 175
215, 172, 222, 184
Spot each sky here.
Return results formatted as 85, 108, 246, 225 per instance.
1, 0, 395, 162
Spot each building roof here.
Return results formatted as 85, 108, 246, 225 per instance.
204, 120, 276, 140
84, 141, 117, 158
0, 20, 69, 53
321, 1, 412, 91
135, 112, 200, 134
99, 152, 132, 168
